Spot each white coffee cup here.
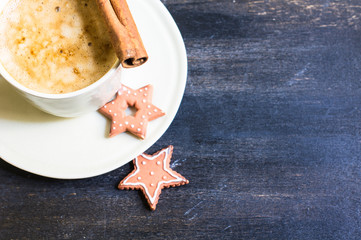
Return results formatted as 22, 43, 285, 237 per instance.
0, 0, 122, 118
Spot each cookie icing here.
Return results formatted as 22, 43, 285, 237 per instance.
99, 84, 165, 139
118, 146, 189, 210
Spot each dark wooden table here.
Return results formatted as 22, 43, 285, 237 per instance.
2, 0, 361, 239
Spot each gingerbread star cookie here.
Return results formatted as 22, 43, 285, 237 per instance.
99, 84, 165, 139
118, 146, 189, 210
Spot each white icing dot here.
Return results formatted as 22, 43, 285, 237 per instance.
145, 87, 148, 91
113, 121, 116, 124
111, 101, 115, 104
142, 115, 146, 119
150, 171, 155, 176
148, 112, 152, 115
147, 105, 151, 108
131, 124, 134, 128
128, 90, 131, 94
140, 89, 143, 92
125, 121, 129, 125
114, 113, 117, 116
140, 122, 144, 125
142, 161, 146, 165
156, 161, 161, 165
113, 127, 116, 130
144, 93, 147, 97
163, 176, 167, 180
154, 109, 158, 112
134, 93, 137, 96
150, 183, 154, 187
104, 105, 107, 108
137, 128, 141, 132
142, 99, 146, 103
137, 177, 141, 180
109, 110, 112, 113
119, 124, 123, 127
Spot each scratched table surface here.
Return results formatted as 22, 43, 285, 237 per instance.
1, 0, 361, 239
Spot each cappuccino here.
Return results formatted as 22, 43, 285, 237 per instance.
0, 0, 117, 94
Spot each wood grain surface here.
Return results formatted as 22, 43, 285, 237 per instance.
1, 0, 361, 239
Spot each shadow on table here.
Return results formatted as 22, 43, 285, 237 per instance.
0, 157, 51, 180
0, 156, 132, 186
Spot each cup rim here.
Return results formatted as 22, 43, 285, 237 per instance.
0, 0, 121, 100
0, 59, 121, 100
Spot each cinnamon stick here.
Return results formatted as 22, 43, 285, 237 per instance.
96, 0, 148, 68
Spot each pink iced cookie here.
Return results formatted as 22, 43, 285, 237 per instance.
118, 146, 189, 210
99, 84, 165, 139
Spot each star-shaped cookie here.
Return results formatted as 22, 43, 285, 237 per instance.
99, 84, 165, 139
118, 146, 189, 210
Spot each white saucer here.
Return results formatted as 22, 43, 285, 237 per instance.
0, 0, 187, 179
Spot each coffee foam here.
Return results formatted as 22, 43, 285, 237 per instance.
0, 0, 117, 94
